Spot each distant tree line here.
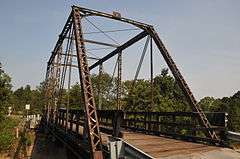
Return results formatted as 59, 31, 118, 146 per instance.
0, 64, 239, 132
199, 94, 240, 132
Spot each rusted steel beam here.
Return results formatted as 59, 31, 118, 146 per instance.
72, 7, 103, 159
150, 37, 153, 111
47, 12, 73, 69
146, 26, 219, 141
85, 39, 119, 48
89, 31, 148, 70
116, 51, 122, 110
59, 53, 100, 60
66, 36, 119, 48
52, 63, 78, 68
72, 6, 152, 30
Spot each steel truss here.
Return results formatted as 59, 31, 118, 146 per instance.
45, 5, 219, 159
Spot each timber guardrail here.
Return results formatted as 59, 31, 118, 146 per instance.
51, 109, 227, 145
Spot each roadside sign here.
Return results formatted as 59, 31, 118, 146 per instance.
25, 104, 30, 110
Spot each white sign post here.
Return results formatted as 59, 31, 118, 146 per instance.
25, 104, 30, 110
8, 107, 12, 116
25, 104, 30, 120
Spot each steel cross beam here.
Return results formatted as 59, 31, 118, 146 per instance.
65, 36, 119, 48
89, 30, 148, 70
84, 39, 119, 48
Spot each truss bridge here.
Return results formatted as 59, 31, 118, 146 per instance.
42, 5, 239, 159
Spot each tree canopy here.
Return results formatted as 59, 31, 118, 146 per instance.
0, 64, 12, 120
199, 91, 240, 132
0, 62, 239, 132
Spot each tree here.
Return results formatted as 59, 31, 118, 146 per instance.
123, 79, 151, 111
68, 83, 83, 109
12, 83, 45, 115
152, 69, 189, 112
199, 92, 240, 132
0, 63, 12, 120
198, 97, 217, 111
228, 91, 240, 131
91, 72, 116, 110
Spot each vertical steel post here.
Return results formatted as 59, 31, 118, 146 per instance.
66, 38, 73, 132
98, 63, 103, 110
54, 47, 62, 124
117, 52, 122, 110
150, 37, 153, 112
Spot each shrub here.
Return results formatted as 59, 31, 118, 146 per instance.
0, 117, 19, 151
0, 130, 15, 150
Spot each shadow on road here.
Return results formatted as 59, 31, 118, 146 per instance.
29, 132, 68, 159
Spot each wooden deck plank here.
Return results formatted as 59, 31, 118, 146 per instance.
122, 132, 221, 158
63, 122, 239, 158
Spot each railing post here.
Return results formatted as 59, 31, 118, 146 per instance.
192, 114, 197, 137
60, 111, 63, 127
220, 112, 228, 141
70, 113, 73, 131
76, 111, 80, 134
58, 111, 60, 126
59, 111, 61, 126
125, 112, 129, 128
225, 112, 228, 128
172, 115, 176, 134
144, 112, 147, 131
158, 115, 161, 133
113, 110, 123, 137
62, 111, 65, 127
55, 110, 58, 125
134, 113, 136, 130
148, 112, 152, 134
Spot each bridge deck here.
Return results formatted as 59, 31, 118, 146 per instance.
65, 123, 239, 158
120, 132, 218, 158
102, 131, 239, 159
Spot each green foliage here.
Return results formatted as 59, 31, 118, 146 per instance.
0, 117, 19, 151
199, 91, 240, 132
0, 65, 12, 120
12, 83, 45, 115
1, 61, 240, 133
123, 69, 189, 112
68, 83, 83, 109
124, 79, 152, 111
91, 72, 117, 110
0, 131, 15, 151
20, 132, 31, 147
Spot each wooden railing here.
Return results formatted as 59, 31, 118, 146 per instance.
51, 109, 227, 145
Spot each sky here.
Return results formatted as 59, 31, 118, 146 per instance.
0, 0, 239, 100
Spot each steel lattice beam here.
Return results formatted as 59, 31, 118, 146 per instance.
73, 5, 152, 29
72, 7, 103, 159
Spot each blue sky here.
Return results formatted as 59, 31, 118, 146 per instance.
0, 0, 239, 100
